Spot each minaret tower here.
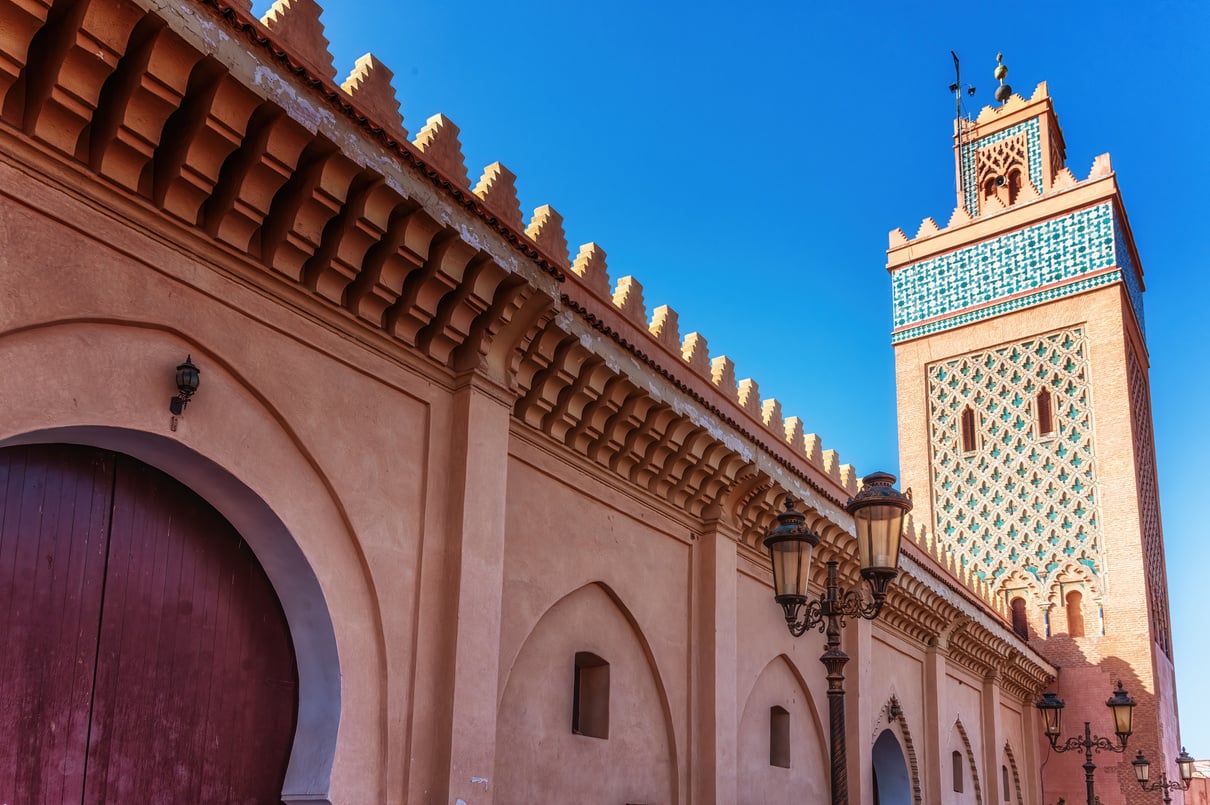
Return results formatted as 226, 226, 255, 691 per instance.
887, 58, 1179, 805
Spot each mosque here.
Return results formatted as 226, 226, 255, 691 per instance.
0, 0, 1182, 803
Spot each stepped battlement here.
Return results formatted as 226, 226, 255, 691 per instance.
244, 0, 1025, 611
0, 0, 1021, 617
242, 0, 870, 494
889, 147, 1115, 250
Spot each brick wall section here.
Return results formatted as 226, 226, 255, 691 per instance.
1127, 344, 1172, 656
894, 285, 1180, 805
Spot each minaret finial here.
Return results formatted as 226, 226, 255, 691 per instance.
994, 52, 1012, 103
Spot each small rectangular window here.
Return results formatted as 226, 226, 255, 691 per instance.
1036, 389, 1054, 436
1002, 765, 1010, 800
1010, 596, 1029, 640
953, 750, 965, 793
1066, 590, 1085, 637
573, 652, 609, 739
961, 407, 977, 453
770, 706, 790, 768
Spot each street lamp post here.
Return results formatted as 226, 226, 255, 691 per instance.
1034, 684, 1138, 805
762, 472, 912, 805
1133, 748, 1196, 804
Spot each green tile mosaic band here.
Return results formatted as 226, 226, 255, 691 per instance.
1116, 222, 1145, 333
892, 271, 1122, 344
891, 202, 1145, 342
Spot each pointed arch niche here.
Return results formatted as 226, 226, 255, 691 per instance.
1003, 742, 1024, 805
874, 730, 913, 805
737, 655, 828, 802
950, 718, 984, 805
870, 696, 922, 805
494, 582, 676, 804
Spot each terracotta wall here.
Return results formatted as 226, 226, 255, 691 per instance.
0, 147, 1057, 804
894, 286, 1182, 805
0, 1, 1057, 802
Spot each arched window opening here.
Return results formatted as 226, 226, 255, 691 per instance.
1002, 765, 1010, 800
1036, 388, 1054, 436
1010, 597, 1029, 640
1007, 169, 1023, 206
572, 652, 609, 739
1066, 590, 1085, 637
982, 177, 998, 204
961, 407, 977, 453
953, 750, 965, 793
770, 706, 790, 768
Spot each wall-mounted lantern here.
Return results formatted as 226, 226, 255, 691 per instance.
170, 356, 200, 416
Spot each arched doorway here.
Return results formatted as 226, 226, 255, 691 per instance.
873, 729, 912, 805
0, 443, 298, 803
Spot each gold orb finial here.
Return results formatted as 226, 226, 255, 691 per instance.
994, 52, 1012, 103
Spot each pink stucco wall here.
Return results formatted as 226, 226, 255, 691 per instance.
0, 1, 1063, 802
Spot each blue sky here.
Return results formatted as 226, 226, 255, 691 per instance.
264, 0, 1210, 761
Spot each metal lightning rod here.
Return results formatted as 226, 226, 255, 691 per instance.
949, 51, 977, 213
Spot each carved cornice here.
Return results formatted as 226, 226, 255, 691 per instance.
560, 294, 850, 512
195, 0, 568, 283
0, 0, 1056, 696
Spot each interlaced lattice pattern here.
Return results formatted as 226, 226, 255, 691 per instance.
959, 118, 1043, 215
975, 133, 1029, 211
1128, 347, 1171, 656
927, 328, 1103, 590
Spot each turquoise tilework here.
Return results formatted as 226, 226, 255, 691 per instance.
959, 118, 1043, 214
891, 271, 1122, 344
890, 202, 1146, 342
927, 328, 1104, 587
1114, 213, 1146, 334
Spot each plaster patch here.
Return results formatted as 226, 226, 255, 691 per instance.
251, 67, 332, 134
174, 6, 222, 51
457, 222, 485, 251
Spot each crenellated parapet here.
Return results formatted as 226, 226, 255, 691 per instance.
888, 152, 1144, 345
888, 80, 1146, 345
261, 0, 336, 81
888, 146, 1118, 252
900, 513, 1010, 620
0, 0, 1030, 649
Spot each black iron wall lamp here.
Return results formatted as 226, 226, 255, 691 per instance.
170, 355, 200, 415
169, 356, 200, 432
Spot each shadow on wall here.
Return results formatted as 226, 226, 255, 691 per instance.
493, 582, 676, 804
1037, 642, 1162, 805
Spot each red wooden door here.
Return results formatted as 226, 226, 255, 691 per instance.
0, 445, 113, 803
0, 444, 297, 805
